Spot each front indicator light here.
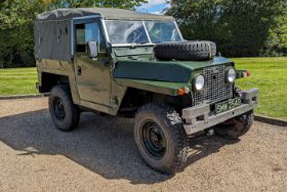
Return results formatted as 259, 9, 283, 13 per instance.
177, 87, 190, 96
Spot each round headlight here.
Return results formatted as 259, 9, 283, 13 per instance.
227, 68, 236, 83
194, 75, 205, 91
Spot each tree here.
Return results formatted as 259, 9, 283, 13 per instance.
264, 10, 287, 56
220, 0, 286, 56
0, 0, 147, 68
0, 0, 54, 67
167, 0, 287, 57
0, 0, 32, 67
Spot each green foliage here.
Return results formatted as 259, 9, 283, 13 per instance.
167, 0, 287, 57
0, 0, 146, 68
0, 0, 57, 68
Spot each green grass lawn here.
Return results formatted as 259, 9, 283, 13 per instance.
0, 57, 286, 119
0, 67, 38, 96
233, 57, 287, 119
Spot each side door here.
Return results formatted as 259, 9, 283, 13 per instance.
73, 18, 111, 107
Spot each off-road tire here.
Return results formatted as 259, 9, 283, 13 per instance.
134, 103, 189, 174
49, 84, 80, 131
154, 41, 217, 61
214, 110, 254, 139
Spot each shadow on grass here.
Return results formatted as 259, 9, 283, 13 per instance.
0, 109, 239, 184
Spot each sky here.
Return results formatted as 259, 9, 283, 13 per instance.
136, 0, 170, 15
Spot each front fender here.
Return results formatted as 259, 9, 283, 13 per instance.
115, 78, 190, 96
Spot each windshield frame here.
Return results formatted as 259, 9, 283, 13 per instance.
102, 19, 184, 47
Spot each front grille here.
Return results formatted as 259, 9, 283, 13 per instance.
193, 65, 233, 105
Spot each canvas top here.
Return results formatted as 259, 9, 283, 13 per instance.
36, 8, 174, 21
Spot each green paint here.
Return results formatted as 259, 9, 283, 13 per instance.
114, 56, 232, 83
116, 78, 190, 96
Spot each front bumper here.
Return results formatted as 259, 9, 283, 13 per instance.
182, 88, 259, 135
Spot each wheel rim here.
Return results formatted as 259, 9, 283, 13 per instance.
142, 120, 167, 159
53, 97, 66, 121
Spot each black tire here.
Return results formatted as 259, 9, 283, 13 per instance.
154, 41, 217, 61
214, 110, 254, 140
134, 103, 189, 174
49, 84, 80, 131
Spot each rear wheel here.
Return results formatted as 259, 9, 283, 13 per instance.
49, 85, 80, 131
134, 103, 189, 174
214, 110, 254, 139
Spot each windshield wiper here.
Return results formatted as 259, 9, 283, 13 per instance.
129, 42, 151, 48
139, 41, 149, 44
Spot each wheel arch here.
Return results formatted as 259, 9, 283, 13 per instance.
117, 87, 192, 117
38, 72, 70, 93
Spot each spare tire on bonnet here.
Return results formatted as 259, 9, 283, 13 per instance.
154, 41, 217, 61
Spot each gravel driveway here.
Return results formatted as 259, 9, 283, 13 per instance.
0, 98, 286, 192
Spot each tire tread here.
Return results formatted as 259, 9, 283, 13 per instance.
135, 103, 189, 173
154, 41, 217, 61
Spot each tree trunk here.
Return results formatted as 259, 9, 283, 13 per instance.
0, 61, 3, 69
9, 47, 13, 68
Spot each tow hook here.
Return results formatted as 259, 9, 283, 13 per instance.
206, 129, 215, 137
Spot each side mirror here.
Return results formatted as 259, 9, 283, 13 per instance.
87, 41, 98, 58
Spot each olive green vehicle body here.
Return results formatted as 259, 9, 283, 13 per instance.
35, 8, 258, 135
37, 54, 233, 116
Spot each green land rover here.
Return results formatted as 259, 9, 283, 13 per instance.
35, 8, 258, 173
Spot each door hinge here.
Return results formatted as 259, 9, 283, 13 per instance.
77, 66, 82, 75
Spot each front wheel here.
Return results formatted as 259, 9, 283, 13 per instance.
134, 103, 189, 174
49, 84, 80, 131
214, 110, 254, 139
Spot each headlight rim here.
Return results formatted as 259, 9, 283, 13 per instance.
226, 67, 236, 83
193, 74, 205, 92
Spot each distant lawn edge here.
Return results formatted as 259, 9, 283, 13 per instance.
0, 94, 46, 100
1, 93, 286, 127
255, 115, 287, 127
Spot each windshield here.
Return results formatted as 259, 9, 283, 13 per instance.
105, 20, 182, 45
145, 21, 182, 43
105, 21, 149, 44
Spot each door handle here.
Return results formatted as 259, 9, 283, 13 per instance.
77, 66, 82, 76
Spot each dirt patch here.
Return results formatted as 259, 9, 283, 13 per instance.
0, 98, 286, 191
